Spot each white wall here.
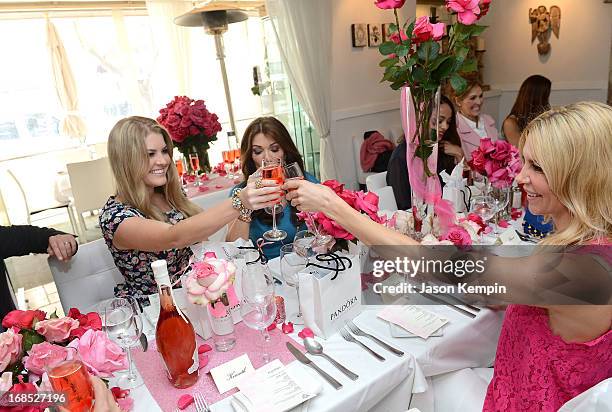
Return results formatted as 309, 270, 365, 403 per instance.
330, 0, 415, 188
480, 0, 612, 120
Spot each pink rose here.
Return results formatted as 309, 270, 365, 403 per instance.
412, 16, 445, 44
468, 148, 486, 174
479, 0, 491, 18
374, 0, 406, 9
23, 342, 69, 376
479, 137, 495, 154
317, 213, 355, 240
490, 140, 511, 161
185, 258, 239, 309
34, 317, 79, 343
322, 179, 344, 194
389, 29, 408, 45
2, 310, 46, 330
338, 189, 357, 208
354, 191, 379, 218
441, 225, 472, 246
68, 330, 128, 378
68, 309, 103, 339
0, 328, 22, 373
446, 0, 481, 25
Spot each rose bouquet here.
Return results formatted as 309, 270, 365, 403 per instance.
157, 96, 222, 172
184, 254, 240, 318
0, 308, 131, 411
297, 180, 387, 252
468, 137, 522, 188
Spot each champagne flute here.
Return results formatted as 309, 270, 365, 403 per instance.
45, 347, 94, 412
240, 262, 276, 363
470, 195, 497, 244
280, 244, 307, 325
101, 297, 144, 388
490, 186, 510, 235
175, 157, 186, 189
189, 153, 201, 187
262, 158, 287, 241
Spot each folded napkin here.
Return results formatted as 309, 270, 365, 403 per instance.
441, 159, 467, 212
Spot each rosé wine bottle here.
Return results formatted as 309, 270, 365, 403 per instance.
152, 260, 199, 388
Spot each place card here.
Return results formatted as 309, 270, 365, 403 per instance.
235, 359, 317, 412
210, 354, 255, 394
378, 305, 448, 339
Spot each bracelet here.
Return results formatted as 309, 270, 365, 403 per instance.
232, 188, 253, 223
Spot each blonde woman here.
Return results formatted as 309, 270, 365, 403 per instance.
284, 102, 611, 410
99, 116, 279, 303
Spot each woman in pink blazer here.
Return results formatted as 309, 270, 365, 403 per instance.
453, 80, 499, 160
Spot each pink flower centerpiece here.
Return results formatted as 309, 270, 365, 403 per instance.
0, 309, 131, 411
184, 254, 240, 318
468, 137, 522, 188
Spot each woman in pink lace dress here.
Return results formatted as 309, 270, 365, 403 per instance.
282, 101, 612, 411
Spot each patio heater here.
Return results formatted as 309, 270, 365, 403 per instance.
174, 4, 249, 139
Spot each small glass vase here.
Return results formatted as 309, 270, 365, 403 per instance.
207, 301, 236, 352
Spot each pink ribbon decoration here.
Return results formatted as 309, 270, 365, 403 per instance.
400, 86, 455, 233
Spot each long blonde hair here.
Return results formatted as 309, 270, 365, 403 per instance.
107, 116, 202, 222
519, 102, 612, 245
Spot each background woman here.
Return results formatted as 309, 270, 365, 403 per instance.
453, 79, 498, 160
100, 116, 278, 303
285, 102, 611, 411
502, 74, 551, 147
226, 117, 319, 259
386, 95, 464, 210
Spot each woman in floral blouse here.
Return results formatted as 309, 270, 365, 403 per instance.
99, 116, 278, 303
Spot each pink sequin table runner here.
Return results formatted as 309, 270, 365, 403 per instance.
132, 323, 305, 410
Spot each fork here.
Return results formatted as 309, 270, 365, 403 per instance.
339, 327, 385, 361
346, 320, 404, 357
194, 393, 211, 412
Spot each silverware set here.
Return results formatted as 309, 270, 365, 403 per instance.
419, 290, 481, 318
286, 342, 344, 390
345, 320, 405, 357
194, 393, 211, 412
515, 230, 538, 243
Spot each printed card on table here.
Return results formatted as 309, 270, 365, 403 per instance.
378, 305, 448, 339
210, 353, 255, 394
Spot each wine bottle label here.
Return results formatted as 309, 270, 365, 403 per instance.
188, 346, 199, 375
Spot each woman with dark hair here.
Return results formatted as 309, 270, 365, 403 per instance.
502, 75, 552, 147
386, 95, 465, 210
226, 117, 319, 259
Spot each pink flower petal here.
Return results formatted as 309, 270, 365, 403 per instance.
198, 354, 209, 369
198, 344, 212, 354
298, 328, 315, 339
177, 394, 194, 410
498, 220, 510, 228
281, 322, 294, 334
266, 323, 276, 332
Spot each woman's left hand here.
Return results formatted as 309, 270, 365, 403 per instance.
440, 141, 464, 162
283, 180, 338, 214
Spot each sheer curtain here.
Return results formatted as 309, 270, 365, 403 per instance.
46, 17, 87, 139
265, 0, 337, 180
145, 0, 194, 100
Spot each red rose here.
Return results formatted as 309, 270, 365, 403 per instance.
467, 213, 486, 234
468, 148, 486, 174
490, 140, 511, 161
354, 191, 379, 217
389, 29, 409, 45
2, 310, 46, 330
322, 179, 345, 194
412, 16, 445, 44
1, 376, 42, 412
68, 308, 103, 339
338, 189, 357, 208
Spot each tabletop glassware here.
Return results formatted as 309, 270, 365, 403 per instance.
240, 261, 277, 363
490, 186, 510, 235
101, 297, 144, 388
261, 158, 287, 241
45, 347, 94, 412
189, 153, 201, 187
280, 244, 307, 325
470, 195, 497, 244
175, 157, 186, 189
293, 230, 317, 261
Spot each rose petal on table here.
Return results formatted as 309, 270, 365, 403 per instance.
111, 387, 130, 399
298, 327, 314, 339
198, 354, 210, 369
177, 394, 194, 410
511, 208, 523, 220
498, 219, 510, 228
198, 186, 210, 192
266, 323, 276, 332
215, 184, 223, 189
282, 322, 294, 334
198, 344, 212, 354
200, 174, 209, 181
483, 226, 493, 234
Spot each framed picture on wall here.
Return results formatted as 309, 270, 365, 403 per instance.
351, 24, 368, 47
368, 24, 383, 47
382, 23, 394, 42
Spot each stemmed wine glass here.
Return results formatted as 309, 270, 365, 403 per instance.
222, 149, 236, 179
280, 244, 307, 325
239, 258, 277, 363
262, 158, 287, 241
470, 195, 497, 244
100, 297, 144, 388
175, 156, 186, 190
189, 153, 201, 187
490, 187, 510, 235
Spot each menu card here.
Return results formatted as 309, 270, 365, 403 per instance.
233, 360, 317, 412
378, 305, 448, 339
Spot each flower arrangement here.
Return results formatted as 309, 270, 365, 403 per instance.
157, 96, 222, 173
376, 0, 491, 174
297, 180, 387, 252
0, 309, 131, 411
468, 137, 522, 188
184, 254, 240, 318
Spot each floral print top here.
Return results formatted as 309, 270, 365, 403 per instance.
99, 196, 192, 305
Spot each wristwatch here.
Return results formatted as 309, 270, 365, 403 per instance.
232, 188, 253, 223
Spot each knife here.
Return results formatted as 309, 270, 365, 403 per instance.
134, 299, 149, 352
286, 342, 343, 390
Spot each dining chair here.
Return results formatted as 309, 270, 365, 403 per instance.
366, 171, 388, 192
66, 157, 115, 242
372, 186, 398, 212
48, 238, 123, 313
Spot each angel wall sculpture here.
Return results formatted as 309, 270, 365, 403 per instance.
529, 5, 561, 55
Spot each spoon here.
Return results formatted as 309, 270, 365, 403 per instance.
303, 337, 358, 381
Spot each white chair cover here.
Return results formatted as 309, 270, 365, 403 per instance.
366, 171, 388, 192
559, 378, 612, 412
373, 186, 398, 212
48, 238, 122, 313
